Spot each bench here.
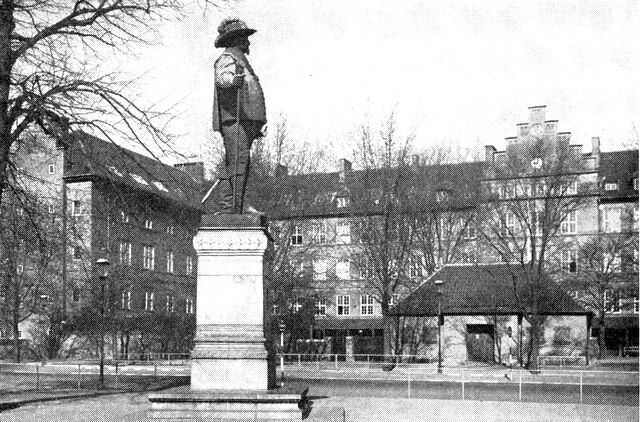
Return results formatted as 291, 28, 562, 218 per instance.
623, 346, 639, 356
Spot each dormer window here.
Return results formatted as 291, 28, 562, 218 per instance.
336, 196, 350, 208
435, 190, 450, 203
604, 182, 618, 191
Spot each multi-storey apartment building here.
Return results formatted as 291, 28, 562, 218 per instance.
271, 106, 638, 359
2, 122, 204, 358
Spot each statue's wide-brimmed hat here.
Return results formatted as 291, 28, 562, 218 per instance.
215, 18, 257, 48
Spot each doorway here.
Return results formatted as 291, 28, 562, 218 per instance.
466, 324, 495, 363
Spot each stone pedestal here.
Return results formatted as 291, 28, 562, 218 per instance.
149, 214, 305, 421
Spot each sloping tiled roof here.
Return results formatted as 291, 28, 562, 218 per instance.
392, 264, 588, 316
63, 131, 204, 210
599, 150, 639, 202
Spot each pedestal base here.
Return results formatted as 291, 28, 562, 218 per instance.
191, 359, 269, 391
148, 390, 306, 421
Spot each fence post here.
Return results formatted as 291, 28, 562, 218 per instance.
461, 367, 465, 400
518, 369, 522, 402
298, 354, 301, 367
579, 371, 583, 404
407, 370, 411, 398
115, 361, 119, 389
35, 364, 40, 391
154, 363, 158, 381
334, 354, 338, 371
78, 364, 81, 390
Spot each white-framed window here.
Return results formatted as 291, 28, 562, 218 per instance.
48, 164, 55, 174
336, 196, 350, 208
143, 245, 155, 270
166, 225, 174, 235
315, 298, 326, 316
313, 259, 327, 281
121, 211, 129, 223
463, 223, 476, 240
604, 182, 618, 191
409, 255, 422, 278
47, 203, 54, 214
144, 219, 154, 230
293, 298, 303, 313
166, 251, 174, 273
186, 256, 193, 276
388, 294, 400, 307
272, 304, 280, 315
566, 181, 578, 195
633, 207, 638, 231
561, 210, 577, 235
531, 211, 543, 237
119, 241, 132, 266
290, 225, 303, 246
145, 292, 155, 311
568, 290, 580, 300
604, 289, 621, 314
121, 290, 131, 310
336, 260, 350, 280
561, 249, 577, 273
360, 294, 375, 315
436, 190, 450, 202
315, 223, 327, 244
336, 295, 350, 316
603, 208, 621, 233
634, 178, 638, 191
71, 200, 82, 216
185, 298, 194, 314
501, 212, 515, 236
165, 294, 174, 312
534, 180, 546, 197
604, 253, 622, 273
634, 294, 639, 314
337, 221, 351, 244
16, 263, 24, 275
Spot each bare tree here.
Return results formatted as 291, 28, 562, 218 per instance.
0, 0, 222, 204
477, 136, 593, 369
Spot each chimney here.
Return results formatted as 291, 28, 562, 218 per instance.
275, 164, 288, 177
485, 145, 496, 165
174, 162, 205, 184
338, 158, 352, 183
528, 105, 546, 125
412, 154, 420, 167
591, 137, 600, 168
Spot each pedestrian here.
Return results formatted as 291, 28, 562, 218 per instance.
212, 18, 267, 214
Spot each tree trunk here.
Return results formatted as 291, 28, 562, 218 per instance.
527, 314, 542, 371
598, 314, 606, 360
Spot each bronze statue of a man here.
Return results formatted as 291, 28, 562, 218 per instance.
212, 18, 266, 214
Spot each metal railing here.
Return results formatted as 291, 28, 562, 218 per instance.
538, 355, 587, 368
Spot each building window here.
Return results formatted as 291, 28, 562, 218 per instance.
185, 298, 194, 314
336, 295, 350, 316
121, 291, 131, 310
531, 211, 543, 237
119, 242, 132, 266
47, 203, 54, 214
145, 292, 155, 311
604, 182, 618, 191
121, 211, 129, 223
336, 260, 350, 280
166, 251, 174, 273
603, 208, 621, 233
72, 287, 80, 302
293, 298, 303, 313
166, 225, 174, 235
16, 263, 24, 275
409, 256, 422, 278
360, 294, 375, 315
633, 208, 638, 231
143, 246, 155, 270
463, 223, 476, 240
604, 290, 621, 314
315, 298, 326, 316
336, 196, 350, 208
436, 190, 450, 202
314, 259, 327, 281
534, 180, 546, 197
604, 253, 622, 273
71, 200, 82, 216
337, 221, 350, 244
388, 294, 400, 306
315, 223, 327, 244
634, 294, 639, 314
186, 256, 193, 276
165, 295, 174, 312
561, 249, 577, 273
73, 246, 82, 260
290, 225, 303, 246
144, 219, 154, 230
48, 164, 55, 174
272, 304, 280, 315
634, 178, 638, 191
501, 212, 515, 236
566, 181, 577, 195
561, 211, 577, 235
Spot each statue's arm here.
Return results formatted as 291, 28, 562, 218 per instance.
215, 54, 243, 89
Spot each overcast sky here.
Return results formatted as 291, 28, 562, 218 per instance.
124, 0, 639, 165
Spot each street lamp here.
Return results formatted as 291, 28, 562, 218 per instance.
434, 279, 444, 374
279, 320, 286, 384
95, 258, 110, 388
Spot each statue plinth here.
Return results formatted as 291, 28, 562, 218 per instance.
149, 214, 306, 420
